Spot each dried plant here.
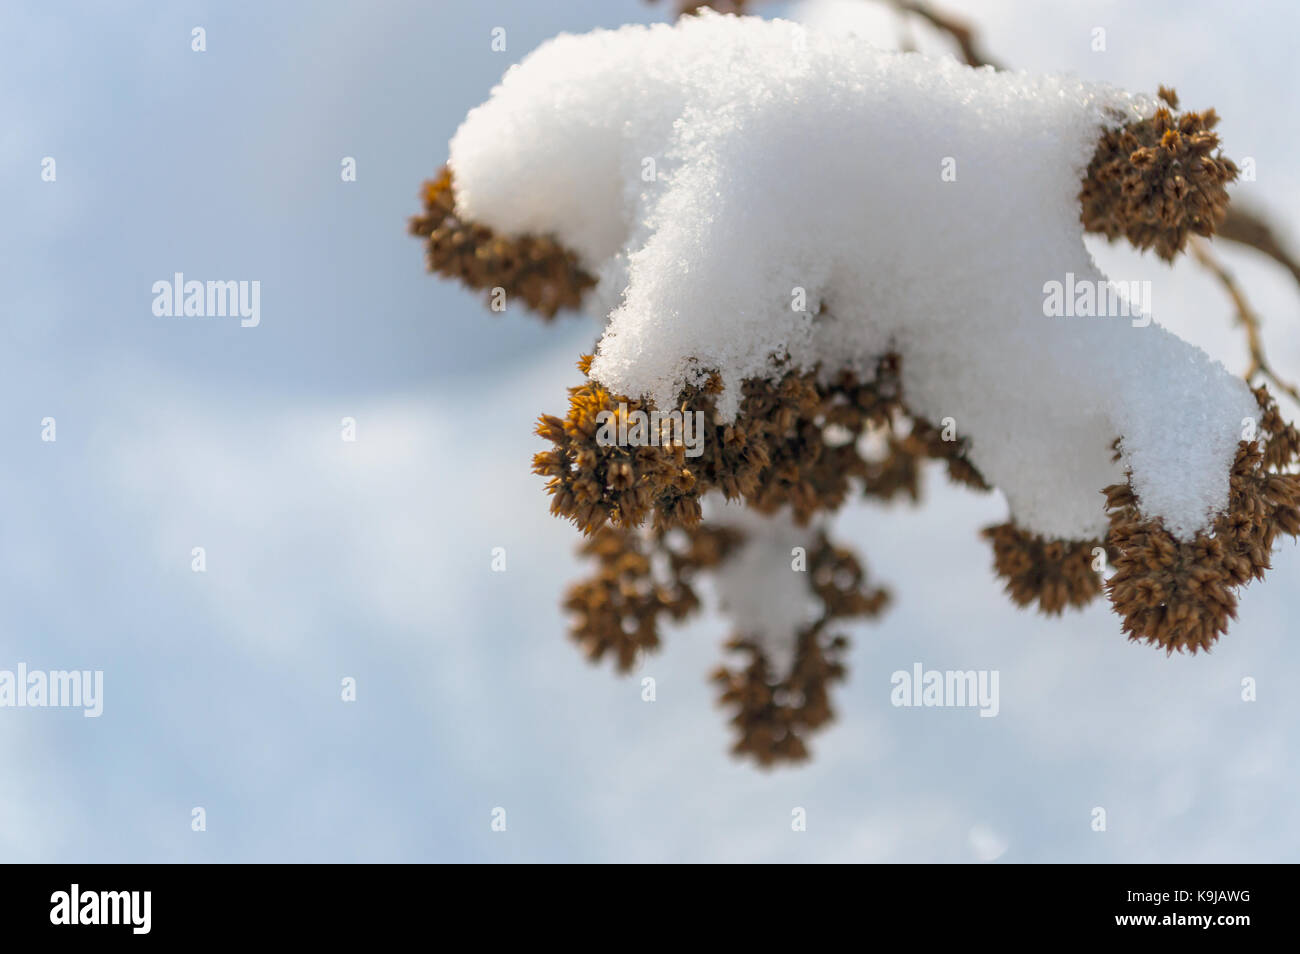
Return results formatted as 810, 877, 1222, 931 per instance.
411, 6, 1300, 766
712, 530, 889, 764
1079, 89, 1237, 261
531, 353, 986, 537
1103, 387, 1300, 653
982, 524, 1113, 616
409, 167, 594, 319
564, 523, 743, 671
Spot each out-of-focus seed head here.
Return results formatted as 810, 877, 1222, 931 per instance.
409, 166, 595, 319
1081, 91, 1238, 261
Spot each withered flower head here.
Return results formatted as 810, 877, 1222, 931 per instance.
1104, 386, 1300, 653
532, 358, 718, 534
713, 533, 888, 766
1080, 90, 1238, 260
712, 630, 846, 766
409, 166, 595, 319
982, 523, 1112, 615
535, 352, 990, 536
564, 523, 743, 672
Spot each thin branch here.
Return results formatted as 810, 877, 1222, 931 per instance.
1191, 237, 1300, 404
886, 0, 1003, 69
1218, 206, 1300, 290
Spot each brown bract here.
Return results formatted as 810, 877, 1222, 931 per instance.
408, 166, 595, 319
1080, 89, 1238, 260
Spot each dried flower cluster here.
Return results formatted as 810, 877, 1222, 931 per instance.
533, 353, 986, 537
408, 166, 594, 319
565, 518, 887, 763
711, 532, 889, 764
982, 524, 1113, 615
1080, 89, 1238, 261
564, 522, 743, 671
564, 514, 889, 764
416, 44, 1299, 764
530, 352, 982, 761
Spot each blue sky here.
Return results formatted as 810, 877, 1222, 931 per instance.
2, 0, 1298, 862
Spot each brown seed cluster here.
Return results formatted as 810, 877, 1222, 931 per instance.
533, 354, 988, 536
711, 631, 848, 766
532, 356, 717, 534
539, 351, 984, 763
903, 417, 992, 494
1103, 386, 1300, 653
563, 520, 887, 765
564, 523, 743, 672
982, 523, 1112, 615
712, 532, 890, 766
408, 166, 595, 319
1080, 88, 1238, 261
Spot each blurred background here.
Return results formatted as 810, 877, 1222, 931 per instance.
1, 0, 1296, 862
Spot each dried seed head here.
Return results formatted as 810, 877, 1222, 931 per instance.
1104, 386, 1300, 653
1080, 91, 1238, 260
564, 523, 743, 672
536, 353, 990, 535
983, 523, 1113, 615
712, 532, 888, 766
409, 166, 595, 319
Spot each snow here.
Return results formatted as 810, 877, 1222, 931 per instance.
705, 499, 826, 677
448, 12, 1257, 542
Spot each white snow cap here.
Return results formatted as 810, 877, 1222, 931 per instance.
449, 12, 1256, 542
